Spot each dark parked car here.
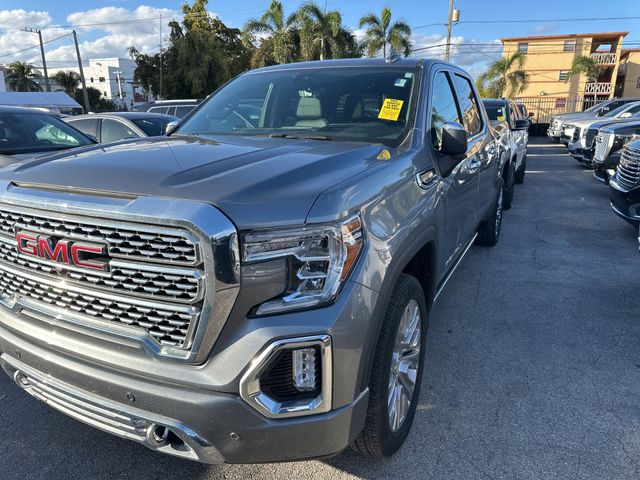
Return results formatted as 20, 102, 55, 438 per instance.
132, 99, 200, 118
609, 138, 640, 226
0, 105, 94, 165
64, 112, 179, 143
587, 121, 640, 182
482, 98, 530, 206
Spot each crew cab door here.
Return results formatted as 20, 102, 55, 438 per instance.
428, 70, 480, 271
450, 73, 498, 221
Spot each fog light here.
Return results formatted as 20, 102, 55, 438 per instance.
292, 348, 316, 391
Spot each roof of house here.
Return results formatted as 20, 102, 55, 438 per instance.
500, 32, 629, 43
0, 92, 81, 109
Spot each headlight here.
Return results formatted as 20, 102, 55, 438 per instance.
243, 213, 363, 315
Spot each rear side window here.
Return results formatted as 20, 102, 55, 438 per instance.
148, 106, 171, 115
67, 118, 98, 138
452, 74, 483, 137
101, 119, 138, 143
174, 106, 195, 118
429, 71, 461, 150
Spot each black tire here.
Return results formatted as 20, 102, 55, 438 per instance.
514, 156, 526, 184
352, 274, 428, 457
503, 161, 515, 210
476, 177, 504, 247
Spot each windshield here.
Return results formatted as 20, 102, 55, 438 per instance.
484, 105, 508, 122
176, 66, 420, 147
603, 104, 634, 118
0, 112, 92, 155
132, 116, 177, 136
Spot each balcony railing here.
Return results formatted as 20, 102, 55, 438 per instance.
584, 82, 611, 94
589, 52, 617, 64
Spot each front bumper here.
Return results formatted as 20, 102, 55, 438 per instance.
0, 278, 379, 464
609, 180, 640, 225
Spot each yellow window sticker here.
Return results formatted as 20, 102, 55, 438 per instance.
497, 115, 505, 121
378, 98, 404, 121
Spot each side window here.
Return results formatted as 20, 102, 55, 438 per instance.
101, 119, 138, 143
67, 119, 98, 138
429, 71, 461, 150
452, 74, 483, 137
174, 106, 195, 118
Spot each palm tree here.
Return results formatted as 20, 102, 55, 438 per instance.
5, 61, 41, 92
358, 7, 412, 58
295, 2, 347, 61
569, 55, 604, 105
51, 70, 80, 96
244, 0, 298, 66
476, 51, 528, 98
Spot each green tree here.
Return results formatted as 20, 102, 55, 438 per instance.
358, 7, 412, 58
73, 87, 116, 112
476, 51, 528, 98
568, 55, 604, 103
296, 2, 352, 60
51, 70, 80, 96
244, 0, 299, 67
6, 61, 41, 92
129, 0, 252, 99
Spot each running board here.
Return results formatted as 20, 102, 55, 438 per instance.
433, 232, 478, 303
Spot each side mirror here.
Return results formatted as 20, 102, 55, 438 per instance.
528, 112, 534, 118
514, 119, 530, 130
165, 121, 179, 135
436, 122, 468, 177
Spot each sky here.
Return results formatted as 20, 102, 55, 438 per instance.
1, 0, 639, 78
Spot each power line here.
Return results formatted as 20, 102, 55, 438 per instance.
0, 33, 71, 60
458, 16, 640, 25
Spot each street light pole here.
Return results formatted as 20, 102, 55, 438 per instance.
72, 30, 91, 113
445, 0, 454, 62
21, 28, 50, 92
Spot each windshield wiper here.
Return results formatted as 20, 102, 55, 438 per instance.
269, 133, 333, 141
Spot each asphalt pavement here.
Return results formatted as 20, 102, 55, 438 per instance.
1, 138, 639, 479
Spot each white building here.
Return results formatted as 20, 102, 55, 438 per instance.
47, 58, 147, 108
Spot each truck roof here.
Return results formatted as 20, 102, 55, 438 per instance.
246, 57, 451, 75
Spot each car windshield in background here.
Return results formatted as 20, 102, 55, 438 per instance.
176, 67, 419, 147
603, 104, 633, 118
0, 112, 92, 155
131, 117, 175, 137
485, 105, 508, 122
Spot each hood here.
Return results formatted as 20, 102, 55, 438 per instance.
555, 112, 596, 122
588, 117, 640, 132
602, 119, 640, 135
0, 135, 386, 229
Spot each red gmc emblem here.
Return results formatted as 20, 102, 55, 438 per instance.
16, 231, 109, 272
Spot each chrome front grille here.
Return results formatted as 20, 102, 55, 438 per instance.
0, 203, 205, 350
0, 209, 198, 265
594, 132, 612, 162
616, 144, 640, 189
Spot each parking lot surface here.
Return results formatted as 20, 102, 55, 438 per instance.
1, 138, 639, 480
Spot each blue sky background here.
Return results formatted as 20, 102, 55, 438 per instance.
3, 0, 640, 76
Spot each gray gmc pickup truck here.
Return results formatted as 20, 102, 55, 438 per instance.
0, 58, 504, 464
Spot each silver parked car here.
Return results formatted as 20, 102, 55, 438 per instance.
64, 112, 179, 143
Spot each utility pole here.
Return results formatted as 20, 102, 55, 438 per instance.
21, 27, 50, 91
115, 70, 125, 108
445, 0, 460, 62
72, 30, 91, 113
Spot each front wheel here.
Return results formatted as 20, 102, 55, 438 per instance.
476, 177, 504, 247
352, 274, 427, 457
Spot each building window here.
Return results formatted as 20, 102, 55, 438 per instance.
518, 42, 528, 53
559, 71, 570, 81
89, 77, 94, 83
98, 77, 105, 82
637, 77, 640, 88
104, 91, 108, 97
563, 40, 576, 52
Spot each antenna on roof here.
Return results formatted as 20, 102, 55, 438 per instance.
385, 48, 400, 63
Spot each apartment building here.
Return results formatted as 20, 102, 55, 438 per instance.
616, 49, 640, 97
500, 32, 629, 107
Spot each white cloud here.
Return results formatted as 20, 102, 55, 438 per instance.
0, 9, 51, 29
532, 23, 560, 35
0, 6, 183, 68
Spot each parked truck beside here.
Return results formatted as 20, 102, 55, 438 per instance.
0, 58, 505, 464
